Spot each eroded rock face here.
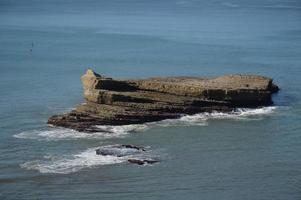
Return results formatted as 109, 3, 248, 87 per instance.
48, 69, 279, 132
80, 69, 278, 106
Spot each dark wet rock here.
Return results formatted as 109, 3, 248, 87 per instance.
96, 148, 118, 157
95, 144, 158, 165
95, 144, 145, 157
127, 159, 159, 165
121, 144, 146, 151
48, 69, 279, 132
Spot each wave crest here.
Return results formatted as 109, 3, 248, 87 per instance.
155, 106, 277, 126
21, 148, 124, 174
21, 145, 157, 174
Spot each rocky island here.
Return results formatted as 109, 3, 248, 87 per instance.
48, 69, 279, 132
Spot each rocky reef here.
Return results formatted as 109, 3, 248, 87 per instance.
95, 144, 158, 165
48, 69, 279, 132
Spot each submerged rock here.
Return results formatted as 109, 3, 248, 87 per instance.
95, 144, 158, 165
120, 144, 146, 151
95, 144, 146, 157
127, 159, 159, 165
48, 69, 279, 132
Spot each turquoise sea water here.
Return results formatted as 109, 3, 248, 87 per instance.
0, 0, 301, 199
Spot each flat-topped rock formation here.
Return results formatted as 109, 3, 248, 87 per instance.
48, 69, 279, 132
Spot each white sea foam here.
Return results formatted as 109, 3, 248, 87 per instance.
21, 145, 156, 174
15, 107, 277, 140
20, 107, 276, 174
94, 124, 149, 134
154, 106, 277, 127
20, 148, 125, 174
14, 124, 148, 141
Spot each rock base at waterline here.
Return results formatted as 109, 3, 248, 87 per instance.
48, 69, 279, 132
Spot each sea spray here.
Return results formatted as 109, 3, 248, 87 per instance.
21, 145, 158, 174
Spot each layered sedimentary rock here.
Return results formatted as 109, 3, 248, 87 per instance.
48, 69, 279, 132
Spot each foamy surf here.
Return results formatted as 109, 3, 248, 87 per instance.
154, 106, 277, 126
15, 107, 277, 140
20, 148, 125, 174
14, 124, 148, 141
21, 145, 157, 174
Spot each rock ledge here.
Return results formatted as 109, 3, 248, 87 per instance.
48, 69, 279, 132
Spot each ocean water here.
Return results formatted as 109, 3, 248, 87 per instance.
0, 0, 301, 199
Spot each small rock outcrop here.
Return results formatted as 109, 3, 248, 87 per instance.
95, 144, 146, 157
127, 159, 159, 165
95, 144, 159, 165
48, 69, 279, 132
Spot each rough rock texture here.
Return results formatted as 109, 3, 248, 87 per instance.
95, 144, 158, 165
95, 144, 146, 157
127, 159, 159, 165
48, 69, 279, 132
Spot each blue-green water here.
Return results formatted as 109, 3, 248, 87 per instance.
0, 0, 301, 199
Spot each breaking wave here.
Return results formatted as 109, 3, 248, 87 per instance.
21, 145, 156, 174
21, 148, 125, 174
153, 106, 277, 126
20, 107, 277, 174
14, 107, 277, 141
14, 124, 148, 141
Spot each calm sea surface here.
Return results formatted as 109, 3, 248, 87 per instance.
0, 0, 301, 199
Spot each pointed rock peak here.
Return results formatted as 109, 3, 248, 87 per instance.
85, 69, 101, 77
